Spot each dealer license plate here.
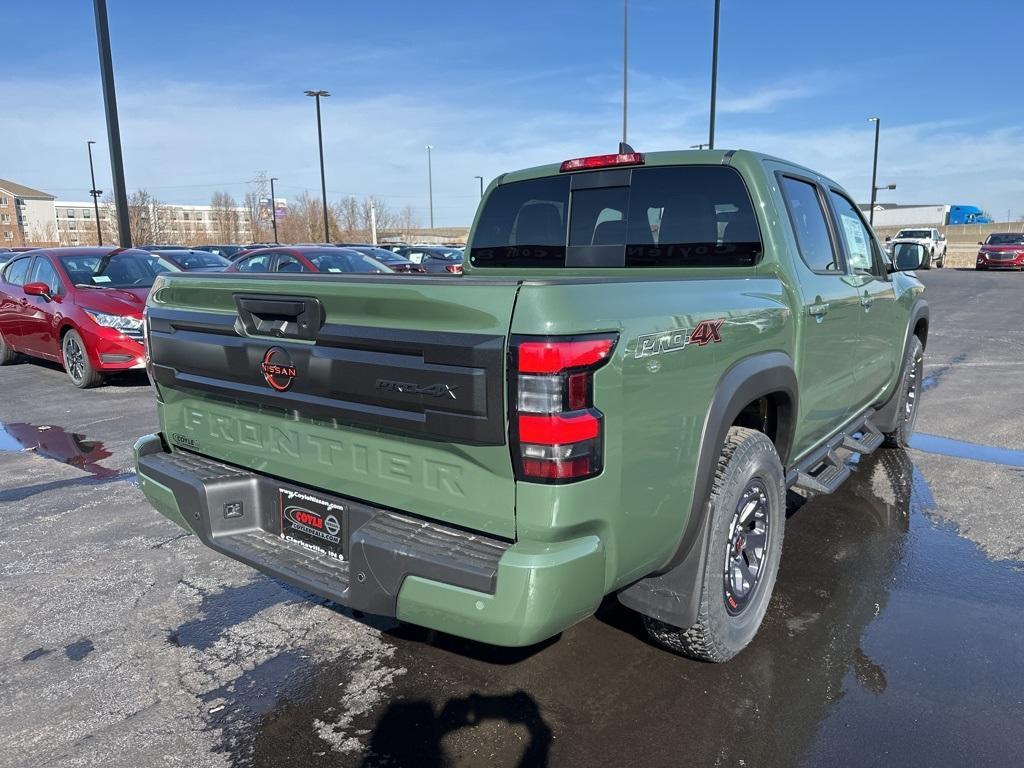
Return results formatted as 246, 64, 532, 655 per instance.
278, 487, 346, 562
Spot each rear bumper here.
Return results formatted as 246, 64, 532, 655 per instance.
134, 433, 605, 646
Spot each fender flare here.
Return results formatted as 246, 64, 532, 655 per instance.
874, 298, 929, 434
617, 351, 797, 628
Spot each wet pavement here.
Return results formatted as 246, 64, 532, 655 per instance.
2, 268, 1024, 767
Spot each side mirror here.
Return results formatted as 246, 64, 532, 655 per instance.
23, 281, 52, 299
884, 236, 892, 242
892, 243, 926, 272
978, 241, 984, 245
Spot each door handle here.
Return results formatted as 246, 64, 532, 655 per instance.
808, 302, 830, 318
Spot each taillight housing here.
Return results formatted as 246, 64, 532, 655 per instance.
509, 333, 617, 483
445, 263, 463, 274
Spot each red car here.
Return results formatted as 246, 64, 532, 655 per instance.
0, 247, 179, 388
976, 233, 1024, 270
226, 245, 393, 275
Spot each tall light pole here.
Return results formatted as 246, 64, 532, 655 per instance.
868, 117, 880, 226
304, 89, 331, 243
86, 140, 103, 245
269, 176, 279, 243
93, 0, 131, 247
708, 0, 721, 150
426, 145, 434, 229
622, 0, 629, 148
474, 175, 484, 199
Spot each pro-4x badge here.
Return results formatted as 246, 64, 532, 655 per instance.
634, 318, 725, 359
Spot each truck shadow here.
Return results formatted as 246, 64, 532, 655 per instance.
358, 691, 551, 768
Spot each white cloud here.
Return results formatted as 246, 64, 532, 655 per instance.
1, 72, 1021, 226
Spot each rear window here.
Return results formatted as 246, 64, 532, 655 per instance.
469, 166, 762, 268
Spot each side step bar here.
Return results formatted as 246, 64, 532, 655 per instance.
787, 411, 885, 495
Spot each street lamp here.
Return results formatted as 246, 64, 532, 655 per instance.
708, 0, 721, 150
269, 176, 279, 243
426, 145, 434, 229
867, 117, 881, 226
474, 175, 484, 199
304, 89, 331, 243
86, 140, 103, 245
93, 0, 131, 247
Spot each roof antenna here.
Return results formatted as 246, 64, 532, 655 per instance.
621, 0, 629, 151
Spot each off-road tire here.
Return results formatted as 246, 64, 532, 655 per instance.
642, 427, 785, 662
0, 330, 19, 365
62, 329, 103, 389
937, 250, 945, 268
883, 335, 924, 448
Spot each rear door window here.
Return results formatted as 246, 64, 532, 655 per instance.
469, 166, 761, 268
4, 256, 31, 286
236, 254, 272, 273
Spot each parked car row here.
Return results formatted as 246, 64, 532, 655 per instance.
0, 241, 466, 389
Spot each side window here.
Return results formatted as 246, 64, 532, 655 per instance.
236, 254, 271, 273
4, 256, 31, 286
828, 190, 878, 274
779, 176, 841, 273
30, 256, 61, 293
276, 254, 305, 273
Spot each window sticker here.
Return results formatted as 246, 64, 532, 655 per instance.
92, 275, 111, 283
841, 215, 872, 270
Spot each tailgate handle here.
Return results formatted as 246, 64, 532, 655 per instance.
234, 294, 323, 341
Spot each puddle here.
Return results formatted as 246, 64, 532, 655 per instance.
909, 432, 1024, 467
0, 422, 118, 477
266, 448, 1023, 768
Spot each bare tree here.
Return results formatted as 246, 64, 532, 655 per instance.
210, 191, 241, 243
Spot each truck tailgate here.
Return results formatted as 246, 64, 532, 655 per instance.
146, 274, 520, 538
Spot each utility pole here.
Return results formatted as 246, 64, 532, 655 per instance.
370, 201, 378, 245
622, 0, 629, 147
708, 0, 721, 150
86, 140, 103, 245
269, 177, 279, 243
93, 0, 131, 247
426, 145, 434, 229
304, 89, 331, 243
474, 175, 484, 199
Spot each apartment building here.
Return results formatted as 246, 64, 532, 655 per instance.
54, 200, 256, 246
0, 178, 58, 246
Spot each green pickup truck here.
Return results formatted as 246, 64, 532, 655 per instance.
135, 149, 928, 661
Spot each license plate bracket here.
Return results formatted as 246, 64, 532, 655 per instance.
278, 487, 346, 562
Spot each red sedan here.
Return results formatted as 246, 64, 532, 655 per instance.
0, 247, 179, 388
226, 245, 393, 275
976, 233, 1024, 270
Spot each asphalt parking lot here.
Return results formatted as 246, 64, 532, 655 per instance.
2, 268, 1023, 768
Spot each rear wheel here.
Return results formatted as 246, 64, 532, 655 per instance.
0, 330, 19, 365
62, 329, 103, 389
921, 249, 933, 269
937, 250, 945, 268
883, 336, 924, 448
642, 427, 785, 662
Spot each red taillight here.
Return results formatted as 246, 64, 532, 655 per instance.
445, 263, 463, 274
559, 152, 645, 173
517, 338, 615, 374
511, 333, 617, 483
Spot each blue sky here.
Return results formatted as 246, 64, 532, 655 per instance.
2, 0, 1022, 226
